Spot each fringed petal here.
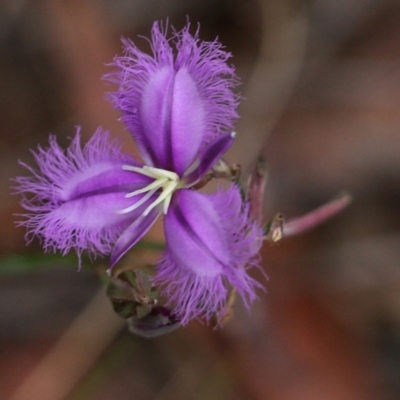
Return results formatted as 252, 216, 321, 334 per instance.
105, 24, 174, 166
139, 65, 175, 169
154, 185, 263, 325
105, 21, 239, 174
14, 128, 154, 258
168, 66, 205, 175
174, 23, 240, 143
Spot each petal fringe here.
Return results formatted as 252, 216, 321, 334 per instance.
14, 128, 151, 258
154, 185, 264, 325
105, 21, 239, 173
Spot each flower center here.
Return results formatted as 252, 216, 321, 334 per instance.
117, 165, 184, 216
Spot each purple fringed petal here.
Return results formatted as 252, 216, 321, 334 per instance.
139, 67, 175, 170
139, 66, 174, 169
14, 128, 155, 258
183, 132, 234, 185
173, 24, 240, 142
154, 185, 263, 325
110, 207, 161, 268
105, 21, 239, 173
168, 67, 205, 174
104, 26, 173, 166
139, 65, 205, 174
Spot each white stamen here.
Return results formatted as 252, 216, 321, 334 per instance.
117, 188, 158, 214
143, 180, 178, 216
143, 166, 179, 181
122, 165, 158, 178
125, 177, 168, 198
163, 193, 173, 214
119, 165, 183, 217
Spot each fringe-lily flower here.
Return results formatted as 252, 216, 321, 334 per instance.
15, 22, 263, 324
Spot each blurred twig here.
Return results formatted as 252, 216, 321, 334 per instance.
9, 288, 125, 400
283, 192, 352, 237
232, 0, 309, 174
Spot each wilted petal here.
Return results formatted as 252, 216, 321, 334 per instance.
154, 185, 263, 324
247, 157, 268, 223
127, 306, 181, 338
14, 128, 154, 257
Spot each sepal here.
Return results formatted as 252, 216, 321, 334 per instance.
107, 268, 180, 337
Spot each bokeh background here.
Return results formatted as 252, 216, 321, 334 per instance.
1, 0, 400, 399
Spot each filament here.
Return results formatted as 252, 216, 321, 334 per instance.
119, 165, 183, 216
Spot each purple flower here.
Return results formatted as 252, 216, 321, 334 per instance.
15, 22, 263, 324
156, 187, 262, 324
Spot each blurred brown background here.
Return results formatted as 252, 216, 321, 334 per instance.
1, 0, 400, 399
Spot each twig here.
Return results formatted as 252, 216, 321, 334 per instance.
9, 288, 125, 400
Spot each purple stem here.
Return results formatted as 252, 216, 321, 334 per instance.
283, 193, 352, 237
